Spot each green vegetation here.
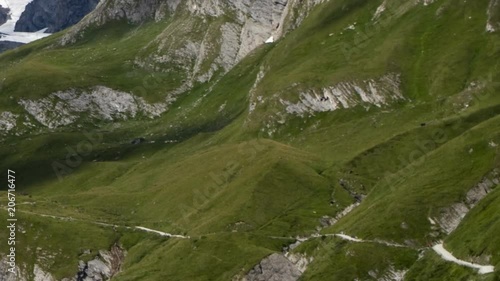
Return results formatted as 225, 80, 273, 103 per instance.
0, 0, 499, 280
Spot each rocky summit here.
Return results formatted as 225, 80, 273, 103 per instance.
0, 0, 499, 280
0, 0, 99, 52
0, 6, 8, 26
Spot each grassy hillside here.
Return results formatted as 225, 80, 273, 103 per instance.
0, 0, 499, 280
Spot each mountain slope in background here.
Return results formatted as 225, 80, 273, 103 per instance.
15, 0, 100, 33
0, 6, 8, 25
0, 0, 499, 280
0, 0, 99, 52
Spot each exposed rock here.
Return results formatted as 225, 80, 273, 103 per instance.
377, 266, 407, 281
241, 253, 304, 281
281, 73, 403, 116
72, 244, 126, 281
486, 0, 499, 32
18, 86, 169, 129
60, 0, 325, 89
436, 203, 469, 235
60, 0, 179, 45
435, 170, 499, 234
0, 40, 23, 53
0, 5, 9, 26
284, 253, 312, 274
217, 22, 242, 72
248, 66, 267, 114
131, 137, 145, 145
0, 111, 18, 134
15, 0, 99, 33
0, 257, 27, 281
33, 264, 55, 281
319, 202, 361, 227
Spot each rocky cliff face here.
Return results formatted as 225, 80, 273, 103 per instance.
434, 170, 500, 234
0, 6, 8, 26
487, 0, 499, 32
66, 244, 125, 281
240, 253, 304, 281
0, 0, 328, 137
18, 86, 168, 129
0, 245, 125, 281
0, 41, 22, 52
15, 0, 100, 33
61, 0, 322, 88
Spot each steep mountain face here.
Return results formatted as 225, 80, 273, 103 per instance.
61, 0, 321, 85
0, 6, 8, 25
0, 0, 499, 280
0, 0, 51, 45
15, 0, 100, 33
0, 41, 22, 53
0, 0, 99, 53
0, 0, 325, 135
487, 0, 500, 32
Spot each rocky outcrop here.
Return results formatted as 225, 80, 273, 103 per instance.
0, 257, 27, 281
486, 0, 499, 32
14, 0, 99, 33
0, 40, 23, 53
435, 170, 499, 234
64, 244, 125, 281
280, 73, 404, 116
60, 0, 325, 90
33, 264, 56, 281
375, 266, 407, 281
0, 6, 9, 26
1, 245, 124, 281
18, 86, 169, 129
240, 253, 309, 281
0, 111, 18, 133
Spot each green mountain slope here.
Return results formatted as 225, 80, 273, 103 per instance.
1, 0, 499, 280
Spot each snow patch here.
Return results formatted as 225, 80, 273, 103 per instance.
0, 0, 51, 44
265, 36, 274, 43
0, 0, 33, 33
